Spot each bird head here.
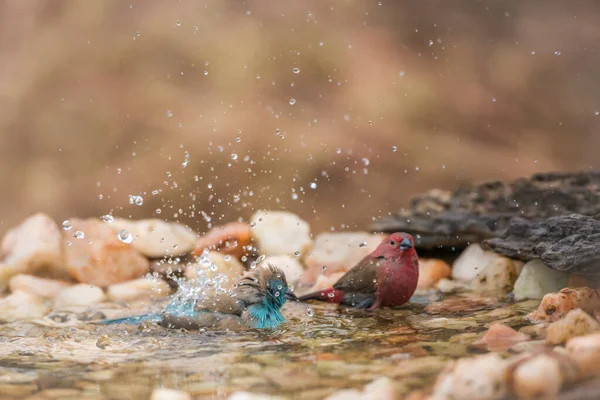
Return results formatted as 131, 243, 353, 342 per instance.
234, 264, 298, 329
372, 232, 417, 260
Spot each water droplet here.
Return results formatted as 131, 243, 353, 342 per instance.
319, 41, 324, 46
117, 229, 133, 244
292, 67, 300, 74
62, 220, 72, 231
362, 157, 370, 166
309, 182, 317, 189
595, 111, 599, 116
291, 193, 298, 200
392, 146, 397, 152
306, 307, 315, 317
294, 251, 300, 256
359, 242, 367, 248
101, 214, 114, 223
176, 21, 182, 27
128, 195, 144, 206
156, 209, 162, 214
167, 110, 173, 118
73, 231, 85, 239
289, 98, 297, 105
275, 291, 280, 297
231, 153, 238, 160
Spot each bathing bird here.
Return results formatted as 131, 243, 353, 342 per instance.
99, 264, 298, 330
299, 232, 419, 309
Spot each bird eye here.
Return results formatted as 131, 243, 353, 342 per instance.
390, 241, 395, 245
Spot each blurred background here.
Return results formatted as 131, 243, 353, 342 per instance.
1, 0, 600, 236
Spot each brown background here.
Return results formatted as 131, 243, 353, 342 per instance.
1, 0, 600, 236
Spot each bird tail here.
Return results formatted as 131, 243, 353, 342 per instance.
96, 313, 163, 325
298, 288, 345, 303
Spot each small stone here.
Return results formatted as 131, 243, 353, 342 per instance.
417, 259, 451, 290
185, 251, 245, 289
472, 323, 530, 352
431, 354, 508, 400
63, 218, 149, 287
527, 287, 600, 323
300, 232, 384, 286
250, 210, 312, 258
111, 218, 198, 258
260, 256, 304, 285
106, 277, 172, 302
513, 259, 569, 300
194, 222, 253, 260
9, 274, 72, 298
96, 334, 111, 349
325, 377, 398, 400
451, 244, 498, 281
0, 213, 65, 279
0, 263, 15, 292
545, 308, 600, 345
54, 284, 106, 309
470, 256, 519, 294
0, 290, 50, 322
150, 388, 192, 400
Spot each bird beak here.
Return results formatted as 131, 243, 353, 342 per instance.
285, 291, 299, 301
399, 237, 413, 250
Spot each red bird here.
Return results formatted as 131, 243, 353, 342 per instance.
299, 232, 419, 309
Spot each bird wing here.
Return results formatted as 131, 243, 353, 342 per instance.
195, 293, 245, 315
333, 256, 384, 294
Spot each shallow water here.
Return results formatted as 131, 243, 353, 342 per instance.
0, 293, 539, 399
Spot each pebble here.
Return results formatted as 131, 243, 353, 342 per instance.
451, 244, 498, 281
0, 290, 50, 322
511, 352, 578, 398
260, 255, 304, 285
513, 259, 569, 300
250, 210, 312, 258
150, 388, 192, 400
545, 308, 600, 345
106, 277, 171, 302
527, 287, 600, 323
566, 332, 600, 376
0, 213, 65, 279
8, 274, 72, 298
111, 218, 198, 258
228, 393, 285, 400
54, 284, 106, 309
63, 218, 149, 287
301, 232, 384, 286
417, 259, 451, 290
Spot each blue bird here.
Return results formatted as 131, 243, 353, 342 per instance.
99, 264, 298, 330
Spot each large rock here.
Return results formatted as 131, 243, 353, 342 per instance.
111, 218, 197, 258
261, 256, 304, 286
0, 290, 50, 322
300, 232, 384, 287
250, 211, 312, 258
63, 218, 150, 287
486, 214, 600, 281
107, 277, 172, 302
470, 256, 519, 294
9, 274, 72, 298
371, 171, 600, 249
185, 251, 245, 289
527, 287, 600, 323
54, 284, 106, 309
0, 213, 65, 278
194, 222, 253, 260
513, 259, 569, 301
